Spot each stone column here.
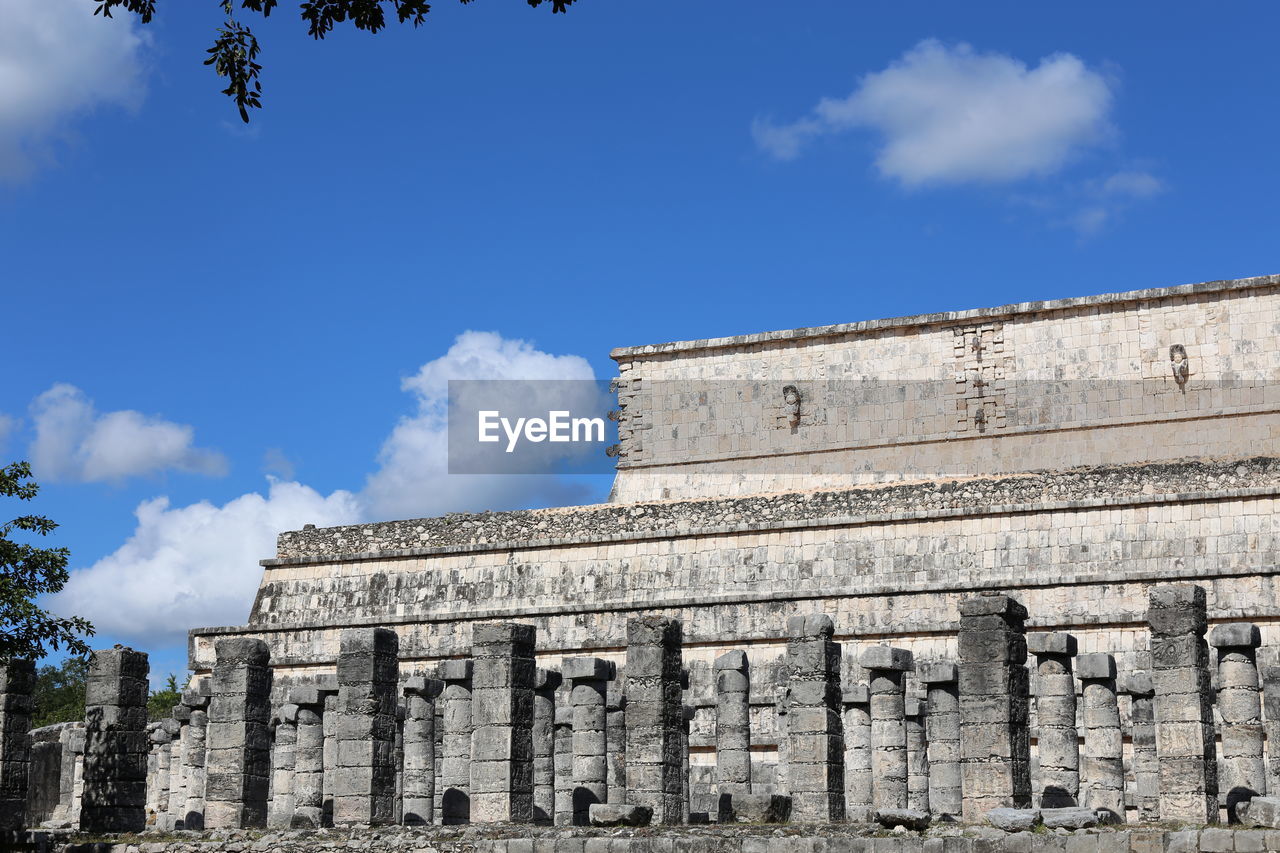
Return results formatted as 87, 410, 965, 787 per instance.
164, 708, 191, 830
469, 622, 535, 823
81, 646, 149, 833
438, 659, 472, 824
905, 697, 930, 813
321, 687, 338, 825
268, 705, 299, 828
957, 593, 1031, 821
52, 724, 85, 826
402, 675, 441, 826
146, 724, 173, 825
1148, 583, 1218, 823
1120, 671, 1158, 822
532, 668, 561, 825
1028, 632, 1079, 808
564, 656, 610, 825
286, 687, 325, 829
1077, 653, 1124, 820
1210, 622, 1266, 821
680, 703, 693, 821
860, 646, 911, 813
624, 615, 685, 824
552, 704, 573, 826
205, 638, 271, 829
920, 662, 961, 818
606, 673, 627, 806
181, 681, 210, 830
1263, 666, 1280, 799
714, 651, 752, 797
0, 660, 34, 831
786, 613, 845, 823
331, 628, 398, 826
842, 684, 872, 821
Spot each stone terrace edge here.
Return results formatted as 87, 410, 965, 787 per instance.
270, 456, 1280, 565
609, 273, 1280, 360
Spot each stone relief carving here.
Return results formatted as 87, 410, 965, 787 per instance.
1170, 344, 1190, 390
781, 385, 802, 428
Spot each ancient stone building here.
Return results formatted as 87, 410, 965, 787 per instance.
12, 273, 1280, 847
181, 274, 1280, 796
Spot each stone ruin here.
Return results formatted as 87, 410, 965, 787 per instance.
9, 584, 1280, 849
6, 273, 1280, 852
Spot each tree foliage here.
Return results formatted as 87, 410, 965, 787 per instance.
33, 655, 89, 728
93, 0, 580, 122
35, 662, 187, 728
0, 462, 93, 662
148, 673, 184, 721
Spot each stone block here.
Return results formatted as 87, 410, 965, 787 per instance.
1075, 654, 1115, 681
959, 593, 1027, 620
1027, 633, 1076, 657
843, 685, 871, 705
1209, 622, 1261, 649
402, 676, 443, 698
874, 808, 930, 830
439, 659, 473, 681
563, 657, 613, 682
1039, 807, 1097, 829
919, 662, 958, 684
1147, 585, 1208, 636
588, 803, 652, 826
861, 646, 914, 672
985, 808, 1041, 831
1239, 795, 1280, 828
715, 650, 748, 671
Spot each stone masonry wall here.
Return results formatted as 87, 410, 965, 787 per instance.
196, 460, 1280, 685
608, 274, 1280, 501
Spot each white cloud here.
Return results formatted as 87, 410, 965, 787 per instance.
49, 481, 361, 645
51, 331, 603, 644
362, 330, 601, 520
0, 0, 147, 180
754, 40, 1115, 187
1068, 169, 1167, 236
29, 384, 227, 483
1099, 169, 1165, 199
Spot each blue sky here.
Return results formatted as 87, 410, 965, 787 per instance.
1, 0, 1277, 679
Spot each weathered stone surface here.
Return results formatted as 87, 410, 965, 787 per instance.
624, 616, 684, 825
1031, 633, 1078, 810
203, 639, 269, 831
957, 593, 1030, 821
922, 663, 960, 819
1238, 796, 1280, 828
717, 792, 791, 824
1148, 584, 1218, 824
1077, 653, 1123, 821
80, 647, 149, 834
469, 622, 536, 824
864, 647, 911, 813
714, 650, 751, 798
785, 612, 844, 823
873, 808, 929, 830
985, 807, 1041, 832
1040, 807, 1099, 829
588, 802, 652, 826
567, 657, 609, 826
1212, 621, 1266, 822
0, 660, 34, 831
